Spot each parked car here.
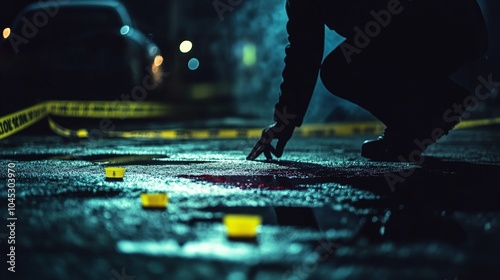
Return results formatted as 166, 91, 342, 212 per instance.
0, 0, 164, 113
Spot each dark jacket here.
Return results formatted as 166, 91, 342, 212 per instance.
274, 0, 488, 127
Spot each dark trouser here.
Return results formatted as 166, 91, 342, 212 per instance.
320, 0, 488, 130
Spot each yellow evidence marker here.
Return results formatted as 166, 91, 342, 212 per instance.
104, 167, 126, 179
223, 214, 262, 239
141, 193, 169, 209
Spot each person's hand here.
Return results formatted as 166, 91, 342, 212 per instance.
246, 122, 295, 160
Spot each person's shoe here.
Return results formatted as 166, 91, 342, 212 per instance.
361, 116, 461, 161
362, 81, 467, 161
361, 129, 418, 161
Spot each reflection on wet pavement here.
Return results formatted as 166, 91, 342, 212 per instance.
1, 130, 499, 279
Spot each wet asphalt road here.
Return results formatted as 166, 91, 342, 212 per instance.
0, 125, 500, 280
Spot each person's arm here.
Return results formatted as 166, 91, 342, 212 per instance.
247, 0, 324, 160
274, 0, 325, 127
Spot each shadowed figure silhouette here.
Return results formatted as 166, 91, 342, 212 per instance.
248, 0, 488, 161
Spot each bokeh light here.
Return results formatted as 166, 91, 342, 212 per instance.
242, 43, 257, 67
154, 55, 164, 66
179, 40, 193, 53
188, 58, 200, 70
120, 25, 130, 35
3, 27, 11, 39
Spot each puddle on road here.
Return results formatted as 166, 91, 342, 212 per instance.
116, 238, 307, 264
193, 206, 321, 229
178, 175, 300, 191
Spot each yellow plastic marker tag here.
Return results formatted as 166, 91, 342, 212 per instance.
104, 167, 126, 179
223, 214, 262, 238
141, 193, 169, 208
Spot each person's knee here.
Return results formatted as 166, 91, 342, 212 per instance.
320, 53, 351, 96
319, 61, 334, 92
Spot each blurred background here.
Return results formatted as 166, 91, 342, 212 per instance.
0, 0, 498, 125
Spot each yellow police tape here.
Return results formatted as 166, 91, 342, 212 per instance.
47, 117, 387, 139
0, 101, 173, 140
2, 100, 500, 140
47, 116, 500, 140
0, 103, 49, 139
